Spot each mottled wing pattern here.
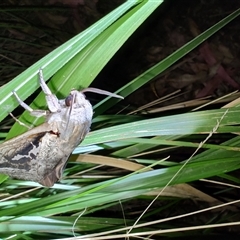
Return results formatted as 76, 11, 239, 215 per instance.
40, 123, 90, 187
0, 131, 46, 182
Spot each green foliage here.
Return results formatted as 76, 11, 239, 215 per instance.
0, 1, 240, 239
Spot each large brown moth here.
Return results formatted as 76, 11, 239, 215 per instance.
0, 69, 123, 187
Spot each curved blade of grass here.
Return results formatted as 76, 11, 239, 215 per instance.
0, 0, 139, 125
113, 137, 240, 152
190, 135, 240, 162
0, 157, 239, 218
0, 216, 128, 234
6, 0, 163, 138
111, 135, 182, 157
81, 108, 239, 147
93, 8, 240, 116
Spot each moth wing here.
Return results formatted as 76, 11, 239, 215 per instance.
39, 158, 68, 187
0, 123, 51, 157
0, 130, 49, 182
39, 123, 90, 187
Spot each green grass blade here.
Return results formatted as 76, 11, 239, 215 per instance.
5, 0, 163, 139
81, 108, 239, 146
0, 157, 239, 218
0, 0, 140, 125
93, 8, 240, 115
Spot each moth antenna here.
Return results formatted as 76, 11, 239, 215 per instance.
81, 88, 124, 99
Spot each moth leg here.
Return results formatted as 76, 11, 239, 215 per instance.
12, 90, 33, 112
12, 91, 47, 117
38, 68, 61, 113
9, 112, 31, 129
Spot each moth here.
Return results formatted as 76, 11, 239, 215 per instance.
0, 69, 123, 187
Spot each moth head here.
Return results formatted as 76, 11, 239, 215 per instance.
65, 94, 74, 107
65, 88, 123, 107
65, 90, 87, 108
